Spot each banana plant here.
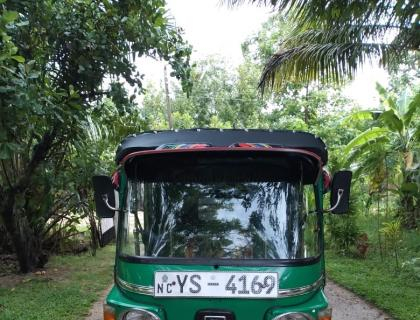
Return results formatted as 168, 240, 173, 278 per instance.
343, 84, 419, 228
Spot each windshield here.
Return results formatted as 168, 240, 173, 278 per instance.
119, 155, 320, 261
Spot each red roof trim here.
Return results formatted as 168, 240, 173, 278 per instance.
120, 147, 323, 166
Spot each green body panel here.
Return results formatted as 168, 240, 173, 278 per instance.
106, 281, 328, 320
107, 255, 328, 319
106, 168, 329, 320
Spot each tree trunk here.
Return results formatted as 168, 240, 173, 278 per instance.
377, 195, 383, 260
164, 65, 173, 129
87, 208, 100, 256
399, 172, 418, 229
303, 84, 309, 124
400, 193, 418, 229
11, 220, 46, 273
0, 128, 57, 272
1, 193, 47, 272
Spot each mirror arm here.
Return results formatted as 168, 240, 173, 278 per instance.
325, 189, 344, 212
102, 194, 119, 211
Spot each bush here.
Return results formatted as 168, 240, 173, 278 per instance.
401, 257, 420, 280
327, 214, 360, 254
380, 219, 402, 269
325, 196, 361, 255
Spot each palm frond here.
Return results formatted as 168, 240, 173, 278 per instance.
283, 24, 392, 48
259, 41, 395, 91
225, 0, 417, 30
225, 0, 418, 90
259, 22, 413, 91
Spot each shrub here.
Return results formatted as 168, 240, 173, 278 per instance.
325, 195, 361, 255
401, 257, 420, 280
380, 219, 403, 269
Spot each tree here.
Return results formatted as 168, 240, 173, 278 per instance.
176, 57, 238, 127
228, 0, 419, 90
344, 85, 419, 228
142, 57, 269, 129
0, 0, 191, 272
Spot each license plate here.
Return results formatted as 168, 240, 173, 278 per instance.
154, 271, 278, 298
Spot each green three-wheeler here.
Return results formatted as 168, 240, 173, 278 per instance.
92, 129, 352, 320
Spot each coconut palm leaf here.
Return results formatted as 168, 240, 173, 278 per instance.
226, 0, 411, 27
226, 0, 419, 90
227, 0, 418, 32
259, 41, 396, 91
257, 22, 411, 90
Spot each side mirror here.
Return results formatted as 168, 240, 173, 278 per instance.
329, 170, 352, 214
92, 175, 117, 218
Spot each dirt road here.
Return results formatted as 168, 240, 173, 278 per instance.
85, 281, 393, 320
325, 281, 393, 320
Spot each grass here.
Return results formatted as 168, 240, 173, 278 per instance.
0, 245, 115, 320
325, 215, 420, 320
326, 252, 420, 320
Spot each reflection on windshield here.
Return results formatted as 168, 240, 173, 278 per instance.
120, 181, 319, 260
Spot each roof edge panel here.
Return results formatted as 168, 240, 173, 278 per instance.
115, 128, 328, 165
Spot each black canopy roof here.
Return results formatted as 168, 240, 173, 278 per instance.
115, 129, 328, 164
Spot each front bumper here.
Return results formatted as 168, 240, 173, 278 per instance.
105, 285, 329, 320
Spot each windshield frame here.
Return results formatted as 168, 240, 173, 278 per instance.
116, 149, 324, 267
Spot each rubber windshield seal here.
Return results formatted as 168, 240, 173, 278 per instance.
118, 254, 321, 267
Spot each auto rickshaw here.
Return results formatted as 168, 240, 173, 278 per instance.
92, 129, 352, 320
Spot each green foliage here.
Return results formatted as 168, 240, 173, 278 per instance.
326, 212, 420, 320
325, 193, 361, 254
142, 57, 270, 129
326, 215, 360, 254
325, 207, 420, 319
141, 53, 356, 142
343, 127, 389, 156
0, 0, 191, 272
401, 257, 420, 281
229, 0, 419, 90
380, 220, 402, 241
241, 14, 293, 63
380, 219, 403, 269
0, 245, 115, 320
326, 250, 420, 320
344, 84, 419, 228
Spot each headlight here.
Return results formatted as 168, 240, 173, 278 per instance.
273, 312, 314, 320
123, 309, 160, 320
103, 304, 116, 320
318, 308, 332, 320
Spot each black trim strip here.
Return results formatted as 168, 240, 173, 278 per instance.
118, 254, 320, 267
